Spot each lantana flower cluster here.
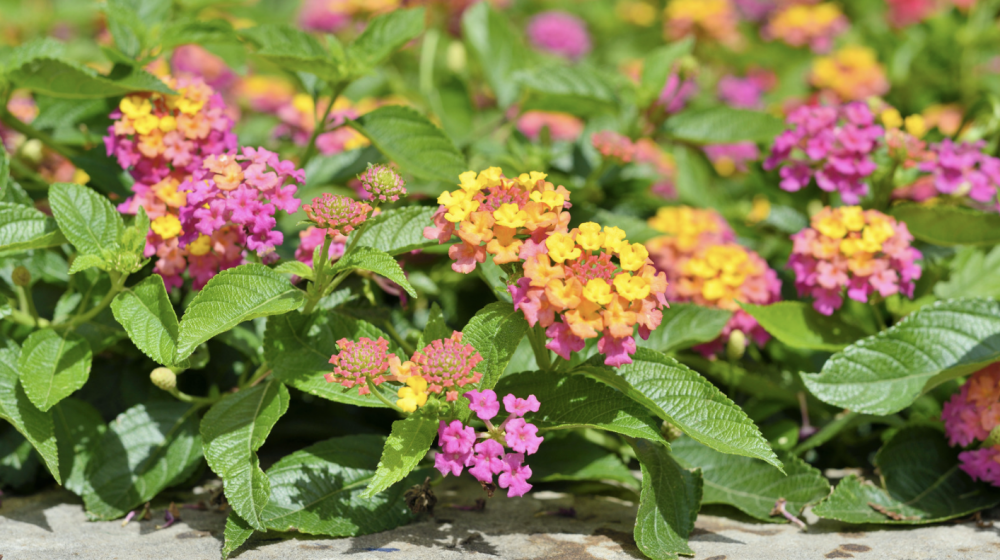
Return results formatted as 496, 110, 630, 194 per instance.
526, 11, 592, 61
917, 140, 1000, 212
423, 168, 572, 273
436, 389, 543, 498
788, 206, 922, 315
645, 206, 779, 355
942, 364, 1000, 487
764, 102, 884, 204
717, 70, 774, 110
762, 2, 848, 53
516, 111, 585, 143
591, 134, 678, 197
811, 46, 890, 101
512, 223, 669, 367
665, 0, 742, 49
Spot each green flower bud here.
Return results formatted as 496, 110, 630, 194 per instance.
726, 329, 747, 361
11, 266, 31, 288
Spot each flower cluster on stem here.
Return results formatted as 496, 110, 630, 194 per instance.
942, 364, 1000, 487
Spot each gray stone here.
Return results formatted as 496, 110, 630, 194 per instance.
0, 478, 997, 559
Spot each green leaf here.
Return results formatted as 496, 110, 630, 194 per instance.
274, 260, 314, 280
0, 343, 60, 484
18, 329, 92, 412
419, 302, 452, 348
0, 147, 9, 198
629, 438, 702, 559
518, 65, 618, 117
68, 254, 107, 274
636, 303, 732, 354
111, 275, 182, 367
53, 398, 106, 496
590, 209, 662, 244
529, 431, 638, 488
935, 246, 1000, 299
361, 409, 437, 499
814, 427, 1000, 524
348, 106, 466, 182
801, 298, 1000, 415
890, 204, 1000, 246
741, 301, 867, 352
477, 256, 513, 303
495, 371, 668, 442
82, 402, 203, 520
260, 435, 422, 536
665, 107, 784, 144
461, 2, 531, 108
48, 183, 124, 256
0, 202, 67, 255
330, 246, 416, 297
159, 18, 239, 51
672, 437, 829, 522
347, 7, 424, 74
578, 348, 782, 471
639, 38, 694, 107
240, 24, 344, 82
349, 205, 439, 256
462, 301, 529, 391
265, 311, 399, 408
222, 512, 254, 559
176, 263, 305, 361
202, 380, 290, 531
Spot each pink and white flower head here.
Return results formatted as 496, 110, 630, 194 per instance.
942, 364, 1000, 487
516, 111, 585, 143
434, 389, 543, 498
303, 193, 373, 238
295, 226, 347, 267
326, 337, 397, 395
658, 71, 698, 114
787, 206, 922, 315
764, 102, 884, 204
358, 163, 407, 203
526, 11, 592, 61
171, 45, 237, 92
717, 71, 774, 110
917, 139, 1000, 212
592, 131, 636, 163
411, 332, 484, 401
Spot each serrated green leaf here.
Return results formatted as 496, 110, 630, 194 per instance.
890, 204, 1000, 246
176, 263, 305, 360
331, 246, 416, 297
672, 437, 829, 522
348, 206, 439, 256
461, 301, 529, 391
202, 380, 289, 531
814, 427, 1000, 524
265, 311, 399, 408
0, 342, 60, 484
68, 254, 107, 274
637, 303, 732, 354
741, 301, 867, 352
935, 246, 1000, 299
361, 409, 437, 499
222, 511, 254, 559
665, 107, 784, 144
461, 2, 531, 108
111, 275, 181, 367
801, 298, 1000, 415
159, 18, 238, 50
347, 7, 424, 74
274, 260, 314, 280
476, 256, 512, 303
529, 432, 638, 488
18, 329, 92, 412
495, 371, 667, 442
639, 38, 694, 107
630, 438, 702, 560
82, 402, 202, 520
578, 348, 782, 471
104, 1, 147, 58
418, 303, 451, 349
260, 435, 422, 536
48, 183, 124, 256
240, 24, 344, 82
0, 202, 67, 255
53, 397, 105, 496
349, 106, 466, 182
517, 64, 618, 117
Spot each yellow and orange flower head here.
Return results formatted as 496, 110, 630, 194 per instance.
644, 206, 736, 273
423, 168, 572, 273
511, 222, 669, 367
664, 0, 742, 49
811, 46, 889, 102
789, 206, 922, 316
763, 3, 848, 53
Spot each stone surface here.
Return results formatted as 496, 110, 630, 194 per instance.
0, 478, 997, 560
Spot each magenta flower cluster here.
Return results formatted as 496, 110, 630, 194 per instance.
918, 139, 1000, 211
942, 364, 1000, 487
179, 147, 302, 257
435, 389, 543, 498
526, 11, 591, 61
764, 102, 884, 204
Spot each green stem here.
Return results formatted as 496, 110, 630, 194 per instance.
56, 272, 129, 330
16, 284, 37, 321
302, 234, 336, 315
0, 110, 78, 160
168, 387, 216, 406
527, 325, 552, 371
7, 307, 49, 328
367, 377, 404, 413
871, 301, 887, 332
245, 363, 272, 388
383, 320, 415, 355
239, 362, 268, 389
300, 81, 349, 167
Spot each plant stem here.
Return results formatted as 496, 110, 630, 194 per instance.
0, 110, 78, 160
367, 377, 404, 413
300, 81, 349, 167
383, 320, 415, 355
7, 307, 49, 328
246, 363, 272, 388
302, 234, 335, 314
871, 301, 887, 331
168, 387, 216, 406
56, 271, 129, 330
527, 325, 552, 371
